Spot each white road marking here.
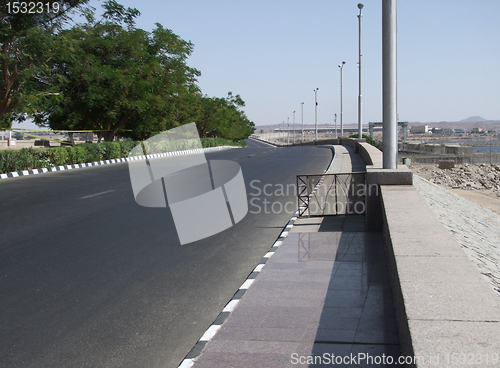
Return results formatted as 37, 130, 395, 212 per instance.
78, 190, 116, 199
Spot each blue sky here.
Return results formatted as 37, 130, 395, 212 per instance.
18, 0, 500, 129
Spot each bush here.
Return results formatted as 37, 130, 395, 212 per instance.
47, 147, 69, 166
0, 138, 244, 174
101, 142, 122, 159
0, 148, 51, 173
118, 140, 137, 156
80, 143, 105, 162
349, 133, 378, 147
200, 137, 245, 148
66, 145, 88, 165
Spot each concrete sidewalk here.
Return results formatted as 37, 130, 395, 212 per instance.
185, 145, 402, 367
190, 216, 401, 368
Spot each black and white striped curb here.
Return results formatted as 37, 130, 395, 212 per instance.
0, 146, 238, 180
178, 145, 338, 367
178, 210, 299, 368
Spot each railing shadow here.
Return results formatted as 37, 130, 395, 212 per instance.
296, 216, 402, 367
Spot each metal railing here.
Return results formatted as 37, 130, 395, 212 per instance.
297, 172, 366, 217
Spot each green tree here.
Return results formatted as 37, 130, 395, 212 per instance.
0, 0, 88, 128
196, 92, 254, 140
42, 0, 200, 141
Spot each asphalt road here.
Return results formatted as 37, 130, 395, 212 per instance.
0, 139, 331, 368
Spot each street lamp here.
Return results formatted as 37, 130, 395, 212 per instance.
338, 61, 345, 137
287, 117, 290, 145
282, 120, 284, 144
382, 0, 397, 169
301, 102, 304, 142
293, 111, 296, 144
334, 113, 337, 139
314, 88, 319, 141
357, 3, 364, 139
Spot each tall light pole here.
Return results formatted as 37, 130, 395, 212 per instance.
287, 117, 290, 145
357, 3, 364, 139
282, 120, 284, 144
334, 113, 337, 139
382, 0, 397, 169
338, 61, 345, 137
292, 111, 296, 144
301, 102, 304, 142
314, 88, 319, 141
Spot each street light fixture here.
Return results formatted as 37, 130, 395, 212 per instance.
357, 3, 364, 139
334, 113, 337, 139
282, 120, 284, 145
382, 0, 397, 169
338, 61, 345, 137
314, 88, 319, 141
301, 102, 304, 142
287, 117, 290, 145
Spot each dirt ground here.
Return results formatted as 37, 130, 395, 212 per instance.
411, 163, 500, 215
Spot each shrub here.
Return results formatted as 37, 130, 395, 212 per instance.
101, 142, 122, 159
349, 133, 378, 147
80, 143, 105, 162
0, 137, 243, 174
66, 145, 87, 165
118, 140, 137, 156
200, 137, 245, 148
0, 148, 51, 173
47, 147, 69, 166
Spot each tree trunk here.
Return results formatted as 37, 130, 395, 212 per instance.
68, 132, 75, 146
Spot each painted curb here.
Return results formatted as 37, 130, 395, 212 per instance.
178, 147, 336, 367
0, 146, 239, 180
178, 210, 300, 368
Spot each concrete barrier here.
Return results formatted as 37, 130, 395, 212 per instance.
358, 142, 383, 168
380, 185, 500, 367
356, 141, 413, 230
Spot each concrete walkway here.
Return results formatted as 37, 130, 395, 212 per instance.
188, 145, 402, 367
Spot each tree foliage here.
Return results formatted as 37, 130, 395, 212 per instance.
38, 0, 200, 142
0, 0, 88, 128
2, 0, 255, 141
196, 92, 255, 140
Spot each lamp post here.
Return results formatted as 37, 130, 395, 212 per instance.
282, 120, 284, 145
301, 102, 304, 142
287, 117, 290, 145
314, 88, 319, 141
382, 0, 397, 169
293, 111, 296, 144
357, 3, 364, 139
338, 61, 345, 137
334, 113, 337, 139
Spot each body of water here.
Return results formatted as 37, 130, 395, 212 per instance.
473, 146, 500, 152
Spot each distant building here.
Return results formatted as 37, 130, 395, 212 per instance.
410, 125, 429, 134
472, 127, 484, 133
453, 128, 466, 134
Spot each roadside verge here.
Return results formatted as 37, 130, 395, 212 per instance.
0, 146, 239, 180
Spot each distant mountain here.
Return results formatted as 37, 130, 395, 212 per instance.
459, 116, 486, 123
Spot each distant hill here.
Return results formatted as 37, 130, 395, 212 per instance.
459, 116, 487, 123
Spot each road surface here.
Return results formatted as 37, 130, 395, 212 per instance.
0, 139, 331, 368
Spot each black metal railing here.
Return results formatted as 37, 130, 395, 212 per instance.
297, 172, 366, 217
